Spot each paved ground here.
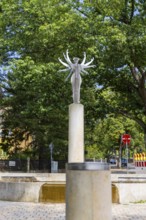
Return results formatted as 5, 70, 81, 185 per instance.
0, 201, 146, 220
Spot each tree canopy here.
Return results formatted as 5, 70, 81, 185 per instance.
90, 0, 146, 131
0, 0, 146, 166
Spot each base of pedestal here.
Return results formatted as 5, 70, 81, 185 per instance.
66, 162, 112, 220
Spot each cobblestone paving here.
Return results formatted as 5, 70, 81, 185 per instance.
112, 204, 146, 220
0, 201, 146, 220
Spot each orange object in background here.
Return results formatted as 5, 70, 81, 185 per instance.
134, 152, 146, 167
134, 154, 138, 166
144, 153, 146, 161
139, 153, 142, 161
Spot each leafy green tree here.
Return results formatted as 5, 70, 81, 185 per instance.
1, 57, 70, 165
73, 0, 146, 145
0, 0, 96, 168
95, 87, 146, 148
85, 115, 144, 160
1, 0, 146, 169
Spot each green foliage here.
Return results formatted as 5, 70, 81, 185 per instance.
77, 0, 146, 134
1, 56, 70, 159
1, 0, 146, 165
86, 144, 104, 160
85, 115, 144, 160
0, 147, 8, 159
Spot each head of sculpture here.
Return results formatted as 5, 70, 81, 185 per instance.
73, 57, 80, 64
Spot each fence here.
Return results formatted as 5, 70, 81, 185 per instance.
0, 159, 67, 172
0, 158, 107, 172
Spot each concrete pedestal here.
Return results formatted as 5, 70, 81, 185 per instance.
66, 162, 112, 220
68, 104, 84, 162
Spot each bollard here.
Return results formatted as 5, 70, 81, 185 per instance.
27, 157, 30, 173
66, 162, 112, 220
51, 161, 58, 173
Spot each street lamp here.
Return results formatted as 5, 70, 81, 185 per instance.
49, 142, 54, 171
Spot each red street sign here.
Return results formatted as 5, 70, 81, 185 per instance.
122, 134, 131, 144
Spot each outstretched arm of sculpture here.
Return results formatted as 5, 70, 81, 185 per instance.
58, 68, 71, 72
65, 50, 73, 66
81, 69, 89, 75
65, 69, 73, 81
58, 58, 70, 68
83, 65, 96, 69
82, 57, 94, 67
81, 52, 86, 65
81, 57, 95, 72
58, 53, 73, 81
62, 49, 73, 68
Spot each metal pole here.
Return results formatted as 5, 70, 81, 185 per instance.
27, 157, 30, 173
50, 148, 53, 162
119, 135, 122, 169
49, 142, 54, 172
119, 144, 122, 168
126, 142, 128, 171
